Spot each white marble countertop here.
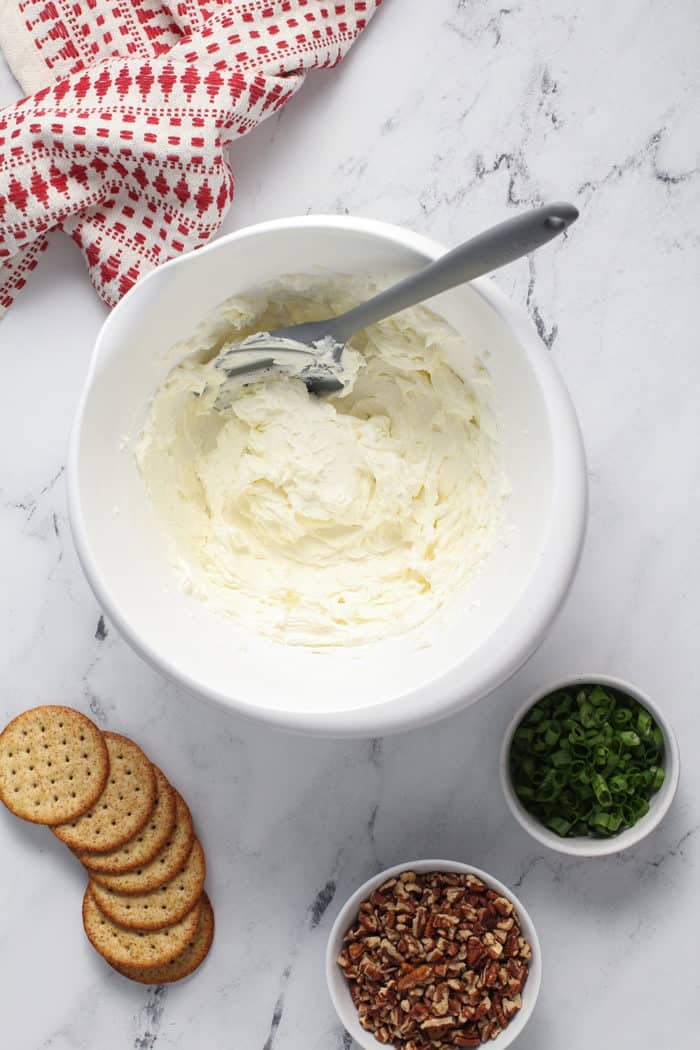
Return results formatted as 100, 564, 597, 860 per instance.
1, 1, 699, 1047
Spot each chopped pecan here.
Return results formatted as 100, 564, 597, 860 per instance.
358, 956, 385, 982
482, 932, 503, 959
483, 961, 501, 987
409, 1002, 430, 1023
420, 1016, 456, 1035
412, 906, 427, 939
517, 936, 532, 960
359, 912, 379, 933
452, 1034, 481, 1048
466, 936, 485, 966
496, 916, 514, 932
502, 994, 522, 1018
434, 913, 460, 929
432, 982, 450, 1016
338, 870, 530, 1048
474, 996, 491, 1020
397, 964, 432, 990
381, 938, 405, 964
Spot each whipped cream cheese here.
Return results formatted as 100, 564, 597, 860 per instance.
136, 278, 506, 647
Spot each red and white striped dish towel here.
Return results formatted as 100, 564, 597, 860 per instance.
0, 1, 380, 315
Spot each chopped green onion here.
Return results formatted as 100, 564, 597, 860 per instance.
509, 684, 666, 838
546, 816, 573, 836
637, 709, 652, 737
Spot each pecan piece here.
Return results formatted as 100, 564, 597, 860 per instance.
482, 932, 503, 959
397, 964, 432, 990
452, 1035, 481, 1048
420, 1016, 456, 1036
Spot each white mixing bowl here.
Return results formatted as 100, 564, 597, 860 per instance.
68, 215, 586, 736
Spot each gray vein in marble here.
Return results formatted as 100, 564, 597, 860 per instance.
577, 128, 700, 201
474, 150, 540, 209
85, 687, 110, 726
263, 863, 345, 1049
366, 802, 382, 868
526, 255, 557, 349
308, 879, 338, 930
369, 738, 382, 769
262, 966, 291, 1050
512, 853, 566, 888
645, 823, 699, 871
6, 465, 64, 525
450, 2, 516, 48
133, 986, 167, 1050
537, 67, 562, 129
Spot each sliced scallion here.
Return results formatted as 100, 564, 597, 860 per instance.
510, 684, 666, 838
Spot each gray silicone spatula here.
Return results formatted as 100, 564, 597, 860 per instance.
213, 202, 578, 398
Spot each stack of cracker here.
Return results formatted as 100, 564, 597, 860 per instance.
0, 705, 214, 984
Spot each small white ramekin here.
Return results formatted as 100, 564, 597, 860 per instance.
500, 674, 680, 857
326, 859, 542, 1050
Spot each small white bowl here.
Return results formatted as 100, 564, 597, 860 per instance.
326, 859, 542, 1050
499, 675, 680, 857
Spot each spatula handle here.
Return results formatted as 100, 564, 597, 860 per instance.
330, 202, 578, 341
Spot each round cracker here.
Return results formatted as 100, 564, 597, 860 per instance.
83, 885, 201, 969
90, 838, 205, 930
110, 892, 214, 984
89, 791, 193, 894
75, 766, 175, 874
0, 706, 109, 825
52, 733, 156, 852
